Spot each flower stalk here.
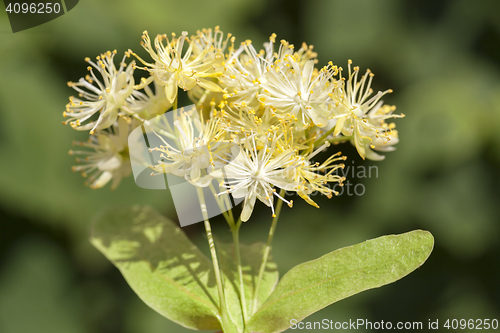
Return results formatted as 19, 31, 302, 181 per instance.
251, 188, 286, 316
196, 187, 238, 332
230, 218, 247, 324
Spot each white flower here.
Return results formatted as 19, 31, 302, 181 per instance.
125, 76, 171, 119
216, 133, 300, 222
292, 41, 319, 69
220, 34, 277, 106
331, 60, 403, 159
64, 50, 135, 134
223, 103, 280, 138
69, 117, 132, 189
358, 126, 399, 161
149, 106, 227, 185
258, 57, 338, 129
187, 84, 224, 118
192, 26, 235, 66
133, 30, 224, 103
293, 142, 346, 207
221, 37, 319, 109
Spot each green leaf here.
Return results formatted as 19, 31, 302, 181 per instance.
217, 242, 279, 331
246, 230, 434, 333
90, 205, 222, 331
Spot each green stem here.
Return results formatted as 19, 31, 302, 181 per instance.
315, 131, 352, 148
231, 219, 248, 325
207, 183, 233, 227
197, 188, 225, 307
205, 184, 244, 326
197, 89, 211, 110
173, 93, 178, 110
326, 135, 352, 145
196, 187, 237, 333
314, 125, 341, 147
223, 194, 235, 226
251, 189, 285, 315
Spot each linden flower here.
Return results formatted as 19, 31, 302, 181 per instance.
191, 26, 235, 69
356, 126, 399, 161
223, 103, 281, 138
69, 117, 132, 189
216, 133, 300, 222
133, 30, 224, 104
221, 34, 278, 107
331, 60, 403, 159
291, 41, 318, 69
64, 50, 135, 134
258, 56, 338, 130
221, 37, 315, 107
125, 76, 171, 119
187, 85, 225, 118
149, 106, 227, 185
293, 142, 346, 208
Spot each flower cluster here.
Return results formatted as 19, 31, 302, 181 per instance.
64, 49, 169, 189
64, 27, 403, 220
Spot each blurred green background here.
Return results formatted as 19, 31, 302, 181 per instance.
1, 0, 499, 332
